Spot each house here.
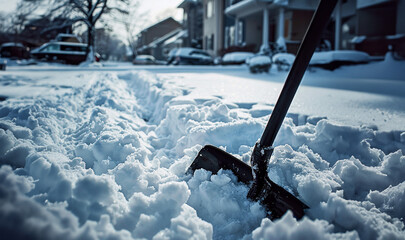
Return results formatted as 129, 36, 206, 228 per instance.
20, 17, 73, 49
178, 0, 204, 48
201, 0, 225, 56
352, 0, 405, 57
223, 0, 319, 54
147, 28, 184, 60
202, 0, 405, 58
136, 17, 182, 55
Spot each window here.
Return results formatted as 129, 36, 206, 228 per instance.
237, 20, 244, 45
41, 44, 59, 52
206, 0, 213, 18
207, 34, 214, 50
190, 51, 210, 57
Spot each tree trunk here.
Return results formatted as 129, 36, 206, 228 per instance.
86, 0, 94, 61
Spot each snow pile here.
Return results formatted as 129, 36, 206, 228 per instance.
310, 50, 371, 65
222, 52, 254, 64
272, 53, 295, 66
1, 70, 405, 239
325, 50, 405, 80
247, 55, 271, 66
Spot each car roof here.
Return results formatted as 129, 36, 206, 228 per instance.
0, 42, 25, 48
43, 42, 87, 47
175, 48, 211, 57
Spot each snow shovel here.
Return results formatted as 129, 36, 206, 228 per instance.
188, 0, 338, 220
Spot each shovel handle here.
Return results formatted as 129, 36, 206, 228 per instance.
260, 0, 338, 148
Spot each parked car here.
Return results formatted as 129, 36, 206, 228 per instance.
0, 42, 30, 60
133, 55, 158, 65
169, 48, 213, 65
31, 42, 87, 65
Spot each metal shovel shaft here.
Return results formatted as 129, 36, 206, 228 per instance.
189, 0, 339, 220
260, 0, 338, 148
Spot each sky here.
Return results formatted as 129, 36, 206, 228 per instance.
0, 0, 184, 37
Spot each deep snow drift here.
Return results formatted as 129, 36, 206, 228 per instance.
0, 62, 405, 240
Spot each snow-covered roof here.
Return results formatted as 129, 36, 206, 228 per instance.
163, 30, 188, 46
225, 0, 274, 17
178, 0, 198, 9
147, 28, 183, 48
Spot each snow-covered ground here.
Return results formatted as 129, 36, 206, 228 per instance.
0, 56, 405, 240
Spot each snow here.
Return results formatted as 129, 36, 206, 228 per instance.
0, 42, 25, 48
0, 59, 405, 239
310, 50, 371, 65
272, 53, 295, 65
222, 52, 254, 64
247, 55, 271, 66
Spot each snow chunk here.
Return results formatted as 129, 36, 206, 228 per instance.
252, 211, 359, 240
367, 182, 405, 220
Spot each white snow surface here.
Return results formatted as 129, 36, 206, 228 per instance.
248, 56, 271, 66
0, 59, 405, 240
222, 52, 254, 63
272, 53, 296, 65
310, 50, 371, 64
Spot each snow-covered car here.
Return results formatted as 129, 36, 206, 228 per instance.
31, 42, 87, 65
221, 52, 254, 65
0, 42, 30, 60
169, 48, 213, 65
133, 55, 159, 65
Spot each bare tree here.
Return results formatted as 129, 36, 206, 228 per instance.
44, 0, 129, 61
5, 0, 39, 42
115, 0, 147, 60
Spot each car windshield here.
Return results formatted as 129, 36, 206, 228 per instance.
41, 44, 59, 52
60, 45, 86, 52
190, 51, 210, 58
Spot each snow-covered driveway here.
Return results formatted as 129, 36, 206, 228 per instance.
0, 62, 404, 239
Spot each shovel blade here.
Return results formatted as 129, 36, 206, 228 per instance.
189, 145, 308, 219
189, 145, 253, 184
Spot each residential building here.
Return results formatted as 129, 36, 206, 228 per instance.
202, 0, 226, 56
352, 0, 405, 57
178, 0, 204, 48
225, 0, 319, 54
136, 18, 182, 55
202, 0, 404, 58
20, 17, 73, 49
147, 29, 183, 60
